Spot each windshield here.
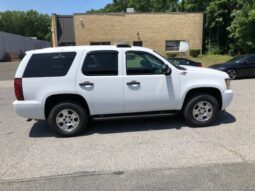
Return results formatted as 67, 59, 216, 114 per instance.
153, 51, 186, 70
226, 55, 244, 63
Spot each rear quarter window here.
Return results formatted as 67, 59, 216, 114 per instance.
23, 52, 76, 78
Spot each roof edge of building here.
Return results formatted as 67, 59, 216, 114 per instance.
52, 14, 74, 18
73, 12, 203, 16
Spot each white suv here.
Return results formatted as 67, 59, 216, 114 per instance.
13, 45, 233, 136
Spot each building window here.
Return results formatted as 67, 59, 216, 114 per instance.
82, 51, 118, 76
90, 42, 111, 45
165, 40, 182, 51
133, 41, 143, 47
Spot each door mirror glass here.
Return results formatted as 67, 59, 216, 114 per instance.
164, 65, 172, 75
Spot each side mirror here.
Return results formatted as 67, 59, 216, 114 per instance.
164, 65, 172, 76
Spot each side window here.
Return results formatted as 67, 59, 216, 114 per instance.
180, 59, 188, 65
170, 59, 180, 66
246, 56, 255, 64
126, 51, 166, 75
82, 51, 118, 76
23, 52, 76, 78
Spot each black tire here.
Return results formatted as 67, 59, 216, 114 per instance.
47, 101, 88, 137
183, 93, 219, 127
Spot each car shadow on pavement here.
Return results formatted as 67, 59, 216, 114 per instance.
29, 111, 236, 138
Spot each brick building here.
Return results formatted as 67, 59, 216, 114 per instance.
51, 12, 203, 55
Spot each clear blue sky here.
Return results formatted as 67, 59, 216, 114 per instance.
0, 0, 112, 15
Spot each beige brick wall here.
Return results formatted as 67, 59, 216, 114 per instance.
73, 13, 203, 55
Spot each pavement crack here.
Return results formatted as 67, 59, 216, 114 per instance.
215, 142, 246, 161
190, 130, 246, 162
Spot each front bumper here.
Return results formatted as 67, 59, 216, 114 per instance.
221, 89, 234, 110
13, 100, 45, 120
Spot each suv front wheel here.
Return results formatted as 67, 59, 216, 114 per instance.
183, 93, 219, 127
48, 101, 88, 137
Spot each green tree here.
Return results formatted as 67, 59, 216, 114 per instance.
87, 0, 178, 13
204, 0, 238, 54
228, 0, 255, 54
0, 10, 51, 41
179, 0, 211, 12
152, 0, 178, 12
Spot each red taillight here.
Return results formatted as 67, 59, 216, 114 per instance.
14, 78, 24, 101
198, 63, 203, 67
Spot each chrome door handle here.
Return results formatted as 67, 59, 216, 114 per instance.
79, 81, 94, 87
127, 81, 140, 86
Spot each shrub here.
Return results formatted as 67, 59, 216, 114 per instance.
3, 53, 20, 62
166, 52, 177, 58
190, 49, 200, 57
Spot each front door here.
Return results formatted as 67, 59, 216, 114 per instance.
76, 50, 123, 115
242, 56, 255, 77
123, 51, 179, 113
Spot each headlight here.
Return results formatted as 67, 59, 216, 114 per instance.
225, 78, 231, 89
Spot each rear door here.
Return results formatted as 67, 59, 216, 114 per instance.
76, 50, 124, 115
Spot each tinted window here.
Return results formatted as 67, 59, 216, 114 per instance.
180, 59, 190, 65
82, 51, 118, 76
168, 58, 181, 66
126, 51, 166, 75
23, 52, 76, 78
227, 55, 245, 63
246, 56, 255, 63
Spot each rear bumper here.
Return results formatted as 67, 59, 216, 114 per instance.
13, 100, 45, 120
221, 89, 234, 110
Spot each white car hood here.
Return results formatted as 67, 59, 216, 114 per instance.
181, 65, 229, 78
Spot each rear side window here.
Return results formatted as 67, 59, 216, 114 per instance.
23, 52, 76, 78
82, 51, 118, 76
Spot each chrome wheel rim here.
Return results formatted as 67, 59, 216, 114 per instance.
227, 69, 236, 79
192, 101, 213, 122
56, 109, 80, 132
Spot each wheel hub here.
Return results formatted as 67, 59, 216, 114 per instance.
227, 69, 236, 79
192, 101, 213, 122
56, 109, 80, 132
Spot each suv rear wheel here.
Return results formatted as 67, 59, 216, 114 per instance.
48, 101, 88, 137
183, 93, 219, 127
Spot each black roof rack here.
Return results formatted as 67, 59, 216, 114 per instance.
116, 43, 131, 48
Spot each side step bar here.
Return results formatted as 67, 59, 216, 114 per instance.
92, 111, 180, 121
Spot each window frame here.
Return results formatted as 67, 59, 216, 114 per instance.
81, 50, 119, 76
125, 50, 167, 76
165, 40, 182, 51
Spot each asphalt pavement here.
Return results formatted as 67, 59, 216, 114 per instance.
0, 62, 20, 81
